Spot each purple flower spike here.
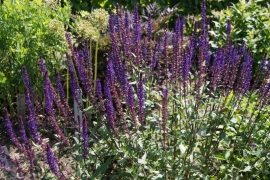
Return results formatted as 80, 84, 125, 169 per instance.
164, 29, 169, 76
210, 47, 225, 90
251, 53, 267, 91
0, 145, 20, 168
127, 84, 137, 127
22, 67, 42, 113
96, 79, 106, 113
226, 19, 232, 38
137, 73, 145, 126
106, 58, 116, 84
39, 56, 48, 74
104, 79, 112, 101
105, 99, 118, 136
27, 118, 41, 143
236, 50, 253, 95
19, 116, 29, 148
46, 144, 62, 179
200, 0, 207, 32
132, 4, 141, 66
25, 86, 42, 126
4, 109, 27, 156
84, 39, 93, 81
147, 13, 152, 41
124, 11, 130, 29
56, 72, 72, 116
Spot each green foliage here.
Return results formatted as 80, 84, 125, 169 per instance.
209, 0, 270, 71
0, 0, 71, 112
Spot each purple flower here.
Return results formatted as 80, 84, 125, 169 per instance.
44, 72, 54, 116
182, 48, 192, 95
39, 60, 68, 118
109, 13, 117, 46
127, 84, 137, 127
46, 144, 61, 178
27, 118, 41, 143
147, 13, 152, 41
96, 79, 105, 112
137, 73, 145, 126
132, 4, 142, 66
4, 109, 27, 156
19, 116, 29, 148
44, 73, 70, 146
124, 11, 130, 29
110, 83, 127, 131
251, 53, 267, 91
0, 144, 20, 168
210, 47, 225, 90
222, 45, 241, 94
151, 40, 158, 71
39, 56, 48, 74
226, 19, 232, 38
22, 67, 42, 113
75, 49, 93, 99
66, 53, 83, 111
106, 57, 116, 84
115, 7, 124, 39
164, 29, 169, 76
132, 4, 141, 45
200, 0, 207, 32
104, 79, 112, 101
239, 41, 246, 55
55, 72, 72, 116
235, 50, 253, 95
142, 37, 147, 64
171, 33, 178, 79
105, 99, 118, 136
24, 85, 42, 126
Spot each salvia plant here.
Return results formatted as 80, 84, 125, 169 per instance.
1, 0, 270, 179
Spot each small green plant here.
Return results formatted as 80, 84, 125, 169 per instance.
0, 0, 71, 113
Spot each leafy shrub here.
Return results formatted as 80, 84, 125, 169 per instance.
209, 0, 270, 73
1, 0, 270, 179
0, 0, 71, 112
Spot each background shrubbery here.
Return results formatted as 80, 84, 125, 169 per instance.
209, 0, 270, 73
0, 0, 71, 113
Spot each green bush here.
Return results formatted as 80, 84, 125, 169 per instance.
209, 0, 270, 72
0, 0, 71, 112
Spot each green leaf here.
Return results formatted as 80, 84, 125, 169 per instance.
179, 143, 187, 154
214, 154, 225, 160
224, 150, 232, 160
73, 137, 80, 144
138, 152, 147, 165
197, 127, 210, 137
230, 117, 238, 124
241, 165, 251, 172
93, 157, 112, 178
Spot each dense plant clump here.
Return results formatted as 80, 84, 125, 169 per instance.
1, 0, 270, 179
209, 0, 270, 73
